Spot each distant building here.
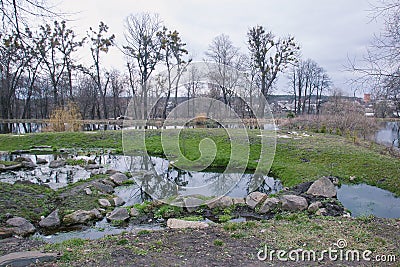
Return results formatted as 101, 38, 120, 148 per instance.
364, 94, 371, 103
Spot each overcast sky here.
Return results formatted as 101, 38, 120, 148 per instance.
59, 0, 384, 96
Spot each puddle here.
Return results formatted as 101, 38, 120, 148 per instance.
34, 218, 163, 243
337, 184, 400, 218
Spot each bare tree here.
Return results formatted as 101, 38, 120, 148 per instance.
247, 26, 299, 116
158, 27, 190, 119
349, 0, 400, 113
205, 34, 244, 106
0, 0, 59, 36
124, 13, 163, 119
289, 58, 331, 115
82, 21, 115, 119
35, 20, 83, 106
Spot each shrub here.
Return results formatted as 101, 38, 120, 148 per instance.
48, 102, 82, 132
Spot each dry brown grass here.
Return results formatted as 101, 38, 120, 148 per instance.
46, 102, 83, 132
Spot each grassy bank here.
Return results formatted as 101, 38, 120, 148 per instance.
0, 129, 399, 195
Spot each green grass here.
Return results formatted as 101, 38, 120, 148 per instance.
1, 129, 399, 195
65, 158, 87, 167
272, 132, 400, 195
0, 174, 110, 225
179, 215, 204, 221
0, 160, 18, 166
0, 182, 56, 223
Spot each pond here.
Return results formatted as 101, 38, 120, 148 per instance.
375, 121, 399, 148
0, 153, 282, 198
337, 183, 400, 218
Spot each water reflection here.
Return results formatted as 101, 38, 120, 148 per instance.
376, 121, 399, 148
337, 184, 400, 218
0, 153, 282, 200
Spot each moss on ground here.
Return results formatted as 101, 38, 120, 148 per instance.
0, 182, 56, 224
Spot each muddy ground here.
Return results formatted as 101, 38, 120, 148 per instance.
1, 216, 398, 267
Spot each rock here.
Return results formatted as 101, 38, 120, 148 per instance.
39, 210, 60, 228
349, 176, 356, 182
0, 251, 59, 266
106, 169, 119, 175
308, 201, 323, 213
327, 176, 340, 186
167, 218, 209, 229
85, 164, 100, 170
21, 161, 36, 169
14, 157, 32, 163
207, 196, 233, 209
112, 197, 125, 207
106, 208, 129, 221
92, 181, 114, 194
0, 227, 14, 239
36, 158, 48, 164
232, 197, 245, 205
280, 195, 308, 211
102, 179, 116, 187
49, 159, 66, 168
91, 208, 103, 219
316, 208, 328, 216
246, 192, 268, 209
109, 173, 128, 186
2, 164, 22, 171
258, 197, 280, 214
0, 164, 5, 170
98, 198, 111, 207
306, 177, 337, 198
290, 182, 313, 194
84, 187, 92, 195
63, 209, 101, 225
183, 197, 204, 212
130, 207, 140, 217
6, 217, 36, 236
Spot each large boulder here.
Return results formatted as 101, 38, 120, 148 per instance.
36, 158, 48, 165
207, 196, 233, 209
21, 161, 37, 169
109, 173, 128, 186
167, 218, 209, 229
39, 210, 60, 228
232, 197, 245, 205
246, 192, 268, 209
0, 251, 60, 266
63, 209, 101, 225
280, 195, 308, 211
258, 197, 280, 214
49, 160, 66, 168
106, 208, 129, 221
92, 181, 114, 194
306, 177, 337, 198
0, 227, 14, 239
6, 217, 36, 236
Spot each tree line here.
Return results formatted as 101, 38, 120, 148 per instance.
0, 1, 333, 127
